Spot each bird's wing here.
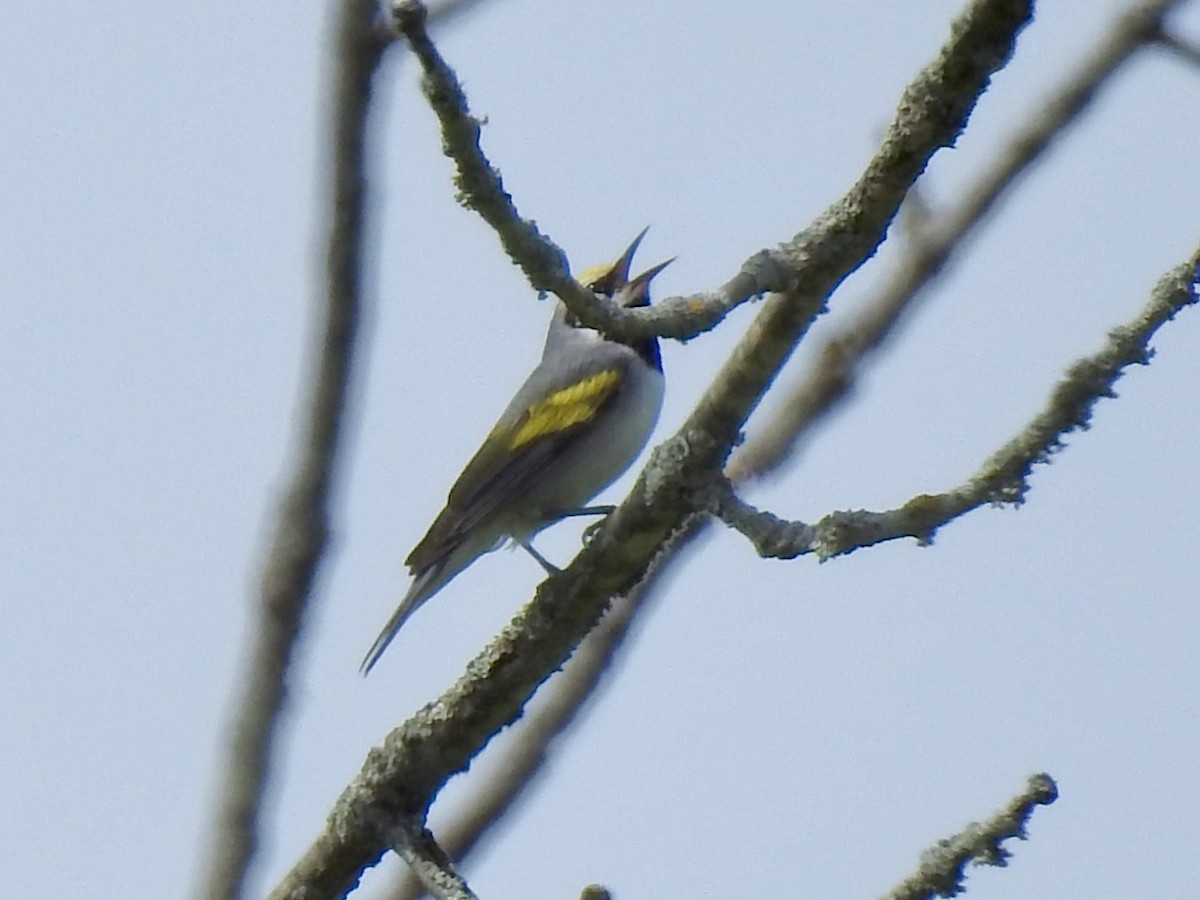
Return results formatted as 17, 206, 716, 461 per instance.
405, 358, 626, 572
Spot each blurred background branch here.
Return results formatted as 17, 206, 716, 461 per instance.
197, 2, 494, 898
197, 2, 387, 899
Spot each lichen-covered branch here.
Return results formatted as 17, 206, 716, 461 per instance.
676, 0, 1033, 471
389, 821, 479, 900
727, 0, 1191, 483
713, 250, 1200, 560
371, 6, 1195, 891
881, 773, 1059, 900
268, 2, 1034, 896
391, 0, 795, 343
384, 554, 676, 900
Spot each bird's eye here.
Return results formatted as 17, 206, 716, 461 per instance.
576, 264, 613, 295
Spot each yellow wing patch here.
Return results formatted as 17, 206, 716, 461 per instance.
507, 369, 620, 449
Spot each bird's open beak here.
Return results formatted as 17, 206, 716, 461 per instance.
619, 256, 675, 308
587, 227, 650, 296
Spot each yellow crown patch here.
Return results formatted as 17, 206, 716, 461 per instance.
576, 264, 615, 290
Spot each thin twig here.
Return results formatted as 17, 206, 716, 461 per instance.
196, 3, 388, 899
426, 0, 496, 30
391, 0, 793, 343
675, 0, 1033, 473
881, 774, 1059, 900
727, 0, 1191, 483
1157, 28, 1200, 66
389, 821, 480, 900
713, 250, 1200, 559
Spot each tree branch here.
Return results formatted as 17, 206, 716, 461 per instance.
385, 529, 701, 900
391, 0, 794, 343
269, 2, 1033, 896
388, 821, 479, 900
675, 0, 1033, 471
196, 4, 387, 899
713, 249, 1200, 560
881, 774, 1059, 900
1157, 27, 1200, 67
373, 5, 1193, 890
727, 0, 1190, 483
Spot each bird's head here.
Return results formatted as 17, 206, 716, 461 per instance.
576, 227, 674, 308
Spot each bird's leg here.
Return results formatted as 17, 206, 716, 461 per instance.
527, 508, 618, 567
552, 505, 617, 545
554, 505, 617, 519
520, 541, 560, 575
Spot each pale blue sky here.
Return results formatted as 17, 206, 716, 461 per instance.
4, 1, 1199, 897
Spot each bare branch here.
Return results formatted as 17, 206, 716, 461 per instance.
389, 821, 479, 900
727, 0, 1191, 483
195, 3, 387, 899
371, 0, 495, 43
269, 3, 1033, 895
426, 0, 496, 30
390, 0, 793, 343
714, 249, 1200, 560
371, 4, 1197, 887
1157, 28, 1200, 66
881, 773, 1059, 900
677, 0, 1033, 474
386, 529, 701, 900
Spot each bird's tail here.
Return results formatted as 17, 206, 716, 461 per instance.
359, 562, 448, 676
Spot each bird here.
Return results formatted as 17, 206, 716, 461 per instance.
360, 230, 673, 674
